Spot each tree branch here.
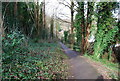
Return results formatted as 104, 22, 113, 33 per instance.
56, 17, 71, 24
59, 2, 71, 9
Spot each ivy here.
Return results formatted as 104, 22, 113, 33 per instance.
93, 2, 119, 59
64, 31, 69, 43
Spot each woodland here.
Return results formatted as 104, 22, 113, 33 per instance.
1, 0, 120, 80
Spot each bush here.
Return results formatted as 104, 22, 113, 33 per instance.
2, 31, 30, 79
2, 31, 27, 64
68, 34, 75, 44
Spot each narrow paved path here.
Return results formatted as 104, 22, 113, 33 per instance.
59, 42, 103, 80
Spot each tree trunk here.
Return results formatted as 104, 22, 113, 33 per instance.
50, 17, 54, 39
34, 3, 37, 37
14, 2, 17, 30
71, 1, 74, 48
43, 0, 46, 39
37, 2, 40, 37
78, 2, 85, 55
84, 2, 94, 52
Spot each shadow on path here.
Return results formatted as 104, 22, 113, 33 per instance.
59, 42, 106, 80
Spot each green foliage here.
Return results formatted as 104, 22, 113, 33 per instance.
2, 2, 34, 34
50, 18, 54, 39
2, 34, 68, 79
68, 33, 75, 44
64, 31, 69, 42
2, 31, 26, 64
2, 2, 49, 39
94, 26, 118, 58
84, 54, 119, 80
94, 2, 119, 59
74, 13, 82, 44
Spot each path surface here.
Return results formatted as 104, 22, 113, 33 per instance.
59, 42, 103, 80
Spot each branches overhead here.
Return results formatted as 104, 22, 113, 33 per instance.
56, 17, 71, 24
58, 13, 70, 19
59, 2, 71, 9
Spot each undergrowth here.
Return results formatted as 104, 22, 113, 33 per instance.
2, 31, 69, 80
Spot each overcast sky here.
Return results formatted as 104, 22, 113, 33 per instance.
39, 0, 119, 20
45, 0, 71, 20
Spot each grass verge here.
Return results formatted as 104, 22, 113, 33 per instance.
84, 54, 119, 80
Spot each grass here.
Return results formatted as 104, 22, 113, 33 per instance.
2, 41, 69, 79
84, 54, 119, 80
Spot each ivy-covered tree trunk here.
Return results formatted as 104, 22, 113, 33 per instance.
77, 2, 85, 54
74, 13, 82, 45
50, 17, 54, 39
64, 31, 68, 43
84, 2, 94, 52
94, 2, 118, 59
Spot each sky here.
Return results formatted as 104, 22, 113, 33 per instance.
45, 0, 71, 20
38, 0, 120, 21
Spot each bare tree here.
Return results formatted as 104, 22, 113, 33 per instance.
58, 0, 75, 48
